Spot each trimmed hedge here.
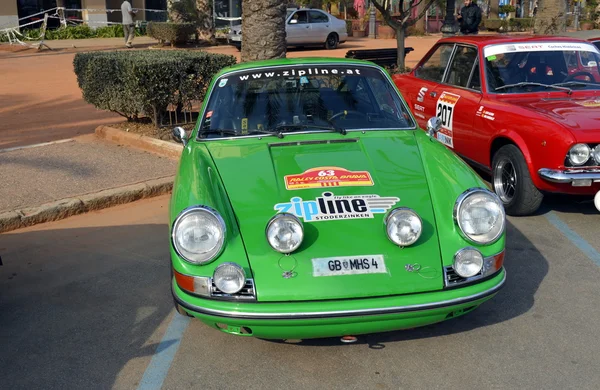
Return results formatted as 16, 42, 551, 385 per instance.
146, 22, 196, 46
73, 50, 237, 126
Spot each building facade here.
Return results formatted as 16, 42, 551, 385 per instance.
0, 0, 247, 30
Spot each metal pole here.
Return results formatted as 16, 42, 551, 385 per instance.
441, 0, 458, 36
574, 1, 580, 31
368, 5, 376, 39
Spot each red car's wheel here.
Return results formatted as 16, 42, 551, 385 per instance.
492, 144, 543, 216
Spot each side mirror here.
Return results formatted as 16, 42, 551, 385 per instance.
426, 117, 442, 138
289, 19, 298, 24
172, 126, 189, 146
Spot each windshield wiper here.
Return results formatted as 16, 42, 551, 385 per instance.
552, 81, 591, 88
200, 128, 283, 138
495, 82, 572, 94
271, 123, 347, 135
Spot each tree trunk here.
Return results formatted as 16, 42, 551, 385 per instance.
395, 26, 406, 70
489, 0, 500, 18
533, 0, 567, 34
196, 0, 216, 43
241, 0, 287, 62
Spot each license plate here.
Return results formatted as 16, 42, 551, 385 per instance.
312, 255, 386, 277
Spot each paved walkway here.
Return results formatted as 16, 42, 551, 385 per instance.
0, 135, 178, 214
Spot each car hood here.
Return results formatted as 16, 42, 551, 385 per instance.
205, 132, 444, 302
503, 96, 600, 141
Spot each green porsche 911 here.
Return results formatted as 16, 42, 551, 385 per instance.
169, 57, 506, 340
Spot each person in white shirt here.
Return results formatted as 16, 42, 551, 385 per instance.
121, 0, 137, 48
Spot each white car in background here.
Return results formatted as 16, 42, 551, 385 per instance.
227, 8, 348, 51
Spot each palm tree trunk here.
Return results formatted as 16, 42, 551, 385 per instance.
196, 0, 215, 43
241, 0, 287, 62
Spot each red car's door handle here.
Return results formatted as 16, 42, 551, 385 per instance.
430, 91, 437, 97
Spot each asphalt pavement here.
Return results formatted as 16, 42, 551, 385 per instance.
0, 195, 599, 390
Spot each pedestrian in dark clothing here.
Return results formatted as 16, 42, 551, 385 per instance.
457, 0, 482, 35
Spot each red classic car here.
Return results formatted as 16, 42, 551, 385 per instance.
393, 35, 600, 215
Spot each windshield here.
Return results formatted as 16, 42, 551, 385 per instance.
198, 65, 415, 139
484, 42, 600, 93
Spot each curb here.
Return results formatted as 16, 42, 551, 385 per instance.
0, 176, 174, 233
95, 125, 183, 159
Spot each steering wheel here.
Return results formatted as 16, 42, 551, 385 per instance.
329, 110, 368, 122
564, 71, 595, 82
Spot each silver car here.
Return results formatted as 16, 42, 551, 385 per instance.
227, 8, 348, 51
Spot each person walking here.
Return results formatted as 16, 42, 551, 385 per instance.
457, 0, 482, 35
121, 0, 137, 48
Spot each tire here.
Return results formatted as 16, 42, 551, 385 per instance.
492, 144, 543, 216
325, 33, 339, 50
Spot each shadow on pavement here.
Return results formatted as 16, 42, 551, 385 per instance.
265, 220, 548, 347
0, 224, 173, 389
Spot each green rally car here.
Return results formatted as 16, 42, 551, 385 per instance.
169, 57, 507, 340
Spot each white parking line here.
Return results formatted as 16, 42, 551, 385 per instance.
0, 138, 74, 154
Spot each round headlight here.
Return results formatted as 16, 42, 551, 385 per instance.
385, 208, 422, 247
213, 263, 245, 294
592, 145, 600, 165
172, 206, 226, 264
453, 248, 484, 278
568, 143, 591, 166
454, 189, 505, 245
266, 213, 304, 253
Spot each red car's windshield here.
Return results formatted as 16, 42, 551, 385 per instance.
484, 42, 600, 93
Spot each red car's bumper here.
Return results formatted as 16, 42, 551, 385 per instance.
538, 168, 600, 194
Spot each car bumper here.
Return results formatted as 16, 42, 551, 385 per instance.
538, 168, 600, 185
172, 268, 506, 339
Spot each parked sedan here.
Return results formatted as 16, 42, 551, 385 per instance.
394, 35, 600, 215
227, 7, 348, 51
169, 57, 506, 340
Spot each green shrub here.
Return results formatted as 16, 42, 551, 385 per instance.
484, 19, 503, 31
73, 50, 236, 127
46, 25, 96, 39
498, 4, 516, 14
508, 18, 534, 31
0, 24, 144, 42
147, 22, 196, 46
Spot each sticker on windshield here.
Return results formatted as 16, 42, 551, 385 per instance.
218, 78, 228, 87
484, 42, 600, 58
274, 192, 399, 222
284, 167, 374, 190
435, 92, 460, 148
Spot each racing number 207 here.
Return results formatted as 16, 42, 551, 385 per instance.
436, 103, 453, 130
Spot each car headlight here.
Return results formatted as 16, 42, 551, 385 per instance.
453, 247, 484, 278
266, 213, 304, 253
568, 143, 591, 166
172, 206, 226, 265
454, 188, 505, 245
592, 145, 600, 165
385, 208, 422, 247
213, 263, 245, 294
